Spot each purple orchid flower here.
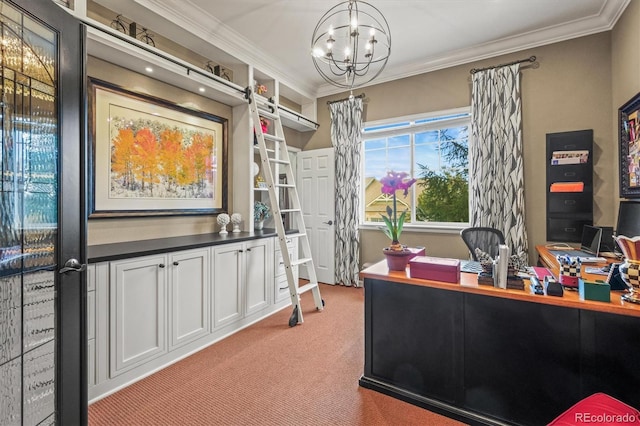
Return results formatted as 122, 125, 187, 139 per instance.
379, 171, 417, 246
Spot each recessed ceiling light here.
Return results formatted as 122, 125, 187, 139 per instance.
145, 66, 153, 73
198, 87, 205, 93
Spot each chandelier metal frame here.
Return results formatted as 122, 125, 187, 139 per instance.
311, 0, 391, 90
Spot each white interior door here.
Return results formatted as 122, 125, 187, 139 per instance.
297, 148, 335, 284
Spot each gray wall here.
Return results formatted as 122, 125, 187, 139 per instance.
308, 33, 615, 266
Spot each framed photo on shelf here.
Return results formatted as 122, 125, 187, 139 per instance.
88, 78, 228, 217
619, 92, 640, 198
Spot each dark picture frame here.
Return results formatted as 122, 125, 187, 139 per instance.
619, 92, 640, 198
88, 78, 228, 217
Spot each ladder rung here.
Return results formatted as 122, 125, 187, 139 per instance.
254, 145, 275, 154
283, 232, 306, 239
279, 208, 301, 213
268, 158, 290, 165
297, 282, 318, 294
275, 183, 296, 188
258, 109, 279, 120
263, 134, 285, 143
291, 257, 312, 267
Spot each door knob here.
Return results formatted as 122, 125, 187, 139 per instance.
322, 220, 334, 225
59, 258, 87, 274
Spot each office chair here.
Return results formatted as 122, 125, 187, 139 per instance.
460, 227, 506, 261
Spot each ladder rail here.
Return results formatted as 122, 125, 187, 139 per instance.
248, 90, 323, 325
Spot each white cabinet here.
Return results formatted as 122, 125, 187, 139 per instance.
275, 238, 298, 303
169, 248, 210, 350
88, 237, 281, 401
213, 238, 274, 328
245, 238, 271, 315
109, 254, 168, 376
212, 243, 243, 328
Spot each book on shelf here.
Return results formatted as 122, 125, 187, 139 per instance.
550, 182, 584, 192
550, 150, 589, 165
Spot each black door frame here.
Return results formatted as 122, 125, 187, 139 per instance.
9, 1, 87, 424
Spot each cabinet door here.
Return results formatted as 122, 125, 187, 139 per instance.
245, 239, 271, 315
213, 244, 243, 328
110, 255, 168, 376
169, 248, 210, 349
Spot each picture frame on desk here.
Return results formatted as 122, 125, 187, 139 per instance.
619, 92, 640, 198
88, 78, 228, 218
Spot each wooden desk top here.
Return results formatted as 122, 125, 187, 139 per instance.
535, 244, 620, 278
360, 259, 640, 318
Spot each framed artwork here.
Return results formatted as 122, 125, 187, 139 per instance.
88, 79, 228, 217
619, 92, 640, 198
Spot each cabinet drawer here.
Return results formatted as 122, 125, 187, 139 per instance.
547, 193, 592, 214
547, 218, 591, 242
547, 164, 592, 184
275, 275, 290, 303
274, 243, 295, 276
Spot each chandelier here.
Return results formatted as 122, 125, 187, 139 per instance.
311, 0, 391, 91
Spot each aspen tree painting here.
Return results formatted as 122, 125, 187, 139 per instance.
89, 80, 228, 217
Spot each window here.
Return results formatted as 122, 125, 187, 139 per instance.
362, 108, 470, 228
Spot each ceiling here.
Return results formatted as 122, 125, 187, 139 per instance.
96, 0, 630, 99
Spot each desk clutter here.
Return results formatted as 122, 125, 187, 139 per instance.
473, 247, 526, 290
557, 255, 581, 287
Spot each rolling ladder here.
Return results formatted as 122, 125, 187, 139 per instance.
247, 88, 324, 326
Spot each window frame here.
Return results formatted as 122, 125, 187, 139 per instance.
360, 106, 471, 234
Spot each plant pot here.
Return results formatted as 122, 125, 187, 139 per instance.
383, 247, 412, 271
255, 220, 264, 231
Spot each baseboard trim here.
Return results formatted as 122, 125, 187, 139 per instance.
358, 375, 509, 426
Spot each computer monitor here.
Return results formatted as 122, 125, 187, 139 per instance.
616, 201, 640, 239
580, 225, 602, 255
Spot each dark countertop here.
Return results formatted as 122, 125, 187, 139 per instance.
88, 229, 280, 263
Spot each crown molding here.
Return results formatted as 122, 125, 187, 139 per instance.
134, 0, 317, 100
104, 0, 630, 101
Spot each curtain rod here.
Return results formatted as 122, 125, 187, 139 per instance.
327, 92, 365, 105
470, 56, 537, 74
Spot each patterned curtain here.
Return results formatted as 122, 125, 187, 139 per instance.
470, 64, 528, 256
329, 97, 363, 287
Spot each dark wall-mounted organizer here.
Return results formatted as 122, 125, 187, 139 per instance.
546, 129, 593, 242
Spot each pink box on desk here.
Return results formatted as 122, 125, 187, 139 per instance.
407, 247, 426, 260
409, 256, 460, 283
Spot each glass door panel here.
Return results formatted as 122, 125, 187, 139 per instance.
0, 1, 58, 424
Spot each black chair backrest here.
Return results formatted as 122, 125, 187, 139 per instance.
460, 227, 506, 261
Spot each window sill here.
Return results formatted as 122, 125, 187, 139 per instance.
359, 222, 468, 235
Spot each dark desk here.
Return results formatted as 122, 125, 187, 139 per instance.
359, 261, 640, 426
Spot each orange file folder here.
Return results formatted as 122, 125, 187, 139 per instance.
550, 182, 584, 192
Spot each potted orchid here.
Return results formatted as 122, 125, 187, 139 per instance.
380, 171, 417, 248
379, 171, 417, 270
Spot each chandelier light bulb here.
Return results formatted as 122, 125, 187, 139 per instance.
311, 0, 391, 90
